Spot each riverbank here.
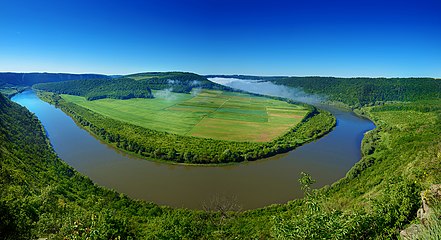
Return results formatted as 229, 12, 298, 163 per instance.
36, 89, 336, 165
12, 89, 373, 209
0, 86, 29, 98
8, 87, 440, 239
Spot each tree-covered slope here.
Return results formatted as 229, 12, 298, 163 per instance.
33, 78, 153, 100
272, 77, 441, 107
2, 75, 441, 239
0, 72, 110, 87
32, 72, 230, 100
126, 72, 231, 93
2, 90, 439, 239
0, 92, 225, 239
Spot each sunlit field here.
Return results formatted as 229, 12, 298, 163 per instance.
61, 89, 308, 142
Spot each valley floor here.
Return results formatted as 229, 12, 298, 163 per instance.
61, 89, 308, 142
1, 93, 440, 239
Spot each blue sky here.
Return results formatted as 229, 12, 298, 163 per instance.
1, 0, 440, 77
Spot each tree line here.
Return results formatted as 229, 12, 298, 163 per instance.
32, 72, 233, 99
127, 72, 232, 93
34, 78, 154, 100
39, 91, 336, 164
272, 77, 441, 108
2, 77, 440, 238
0, 72, 109, 88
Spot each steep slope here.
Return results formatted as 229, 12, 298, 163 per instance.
33, 78, 153, 100
126, 72, 231, 93
2, 75, 441, 238
0, 93, 216, 239
0, 72, 110, 87
272, 77, 441, 107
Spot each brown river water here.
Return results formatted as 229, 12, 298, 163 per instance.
12, 78, 374, 210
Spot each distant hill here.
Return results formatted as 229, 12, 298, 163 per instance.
271, 77, 441, 107
0, 72, 110, 87
33, 78, 153, 100
32, 72, 232, 101
126, 72, 230, 93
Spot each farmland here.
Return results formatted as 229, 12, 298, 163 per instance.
33, 73, 335, 164
61, 89, 308, 142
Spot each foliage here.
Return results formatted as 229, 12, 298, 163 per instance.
31, 72, 235, 101
126, 71, 231, 93
2, 74, 441, 238
37, 91, 335, 164
0, 72, 109, 88
415, 200, 441, 239
33, 78, 153, 100
60, 89, 309, 142
0, 92, 219, 239
271, 176, 420, 239
0, 86, 28, 98
272, 77, 441, 107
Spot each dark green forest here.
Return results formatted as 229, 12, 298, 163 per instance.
34, 78, 154, 100
127, 72, 232, 93
1, 73, 440, 238
32, 72, 336, 164
0, 72, 110, 88
0, 92, 218, 239
1, 89, 440, 239
272, 77, 441, 107
33, 72, 232, 99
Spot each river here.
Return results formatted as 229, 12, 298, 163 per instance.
11, 79, 374, 210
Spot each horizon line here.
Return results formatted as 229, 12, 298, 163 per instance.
0, 70, 439, 79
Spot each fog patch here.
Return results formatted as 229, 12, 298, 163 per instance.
154, 88, 176, 101
191, 87, 202, 96
167, 79, 177, 85
167, 79, 200, 86
208, 77, 325, 105
191, 80, 201, 86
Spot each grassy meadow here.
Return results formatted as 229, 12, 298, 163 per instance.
61, 89, 307, 142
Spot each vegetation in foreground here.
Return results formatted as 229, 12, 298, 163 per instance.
1, 74, 440, 239
0, 92, 216, 239
1, 91, 440, 239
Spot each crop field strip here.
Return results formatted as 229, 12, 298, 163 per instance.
61, 89, 307, 142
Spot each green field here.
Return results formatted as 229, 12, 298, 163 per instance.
61, 89, 308, 142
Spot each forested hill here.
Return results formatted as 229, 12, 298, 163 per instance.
0, 72, 110, 87
2, 89, 440, 238
126, 72, 231, 93
33, 78, 153, 100
32, 71, 230, 100
271, 77, 441, 107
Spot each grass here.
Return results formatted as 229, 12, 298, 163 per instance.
61, 89, 308, 142
416, 201, 441, 240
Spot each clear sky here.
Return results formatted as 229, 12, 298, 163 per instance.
1, 0, 440, 77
